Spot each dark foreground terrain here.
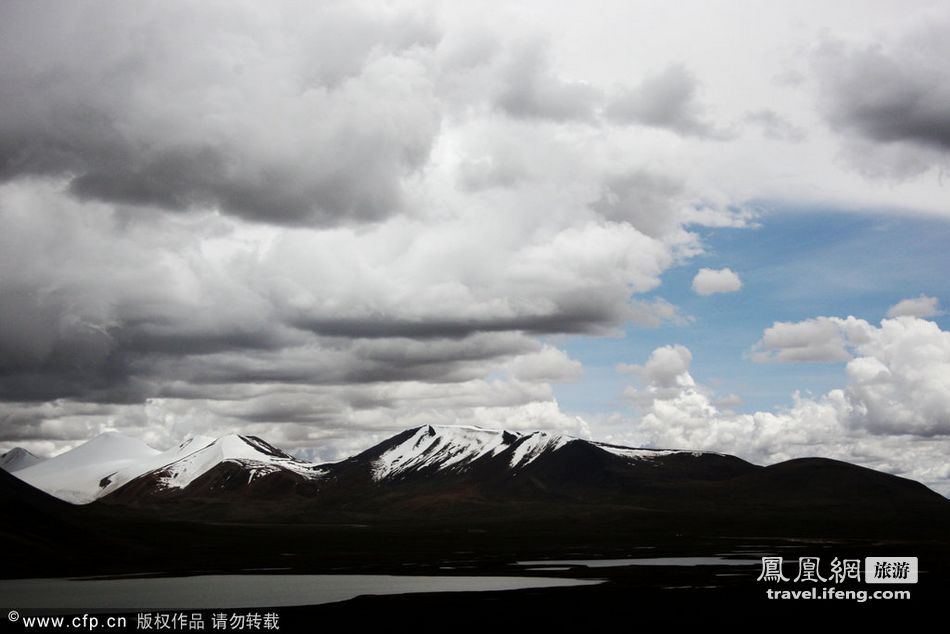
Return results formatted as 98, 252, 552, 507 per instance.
3, 489, 947, 628
4, 538, 947, 630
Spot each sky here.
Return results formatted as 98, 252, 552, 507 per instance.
1, 1, 949, 493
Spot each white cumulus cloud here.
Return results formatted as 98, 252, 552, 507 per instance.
691, 267, 742, 296
612, 315, 950, 495
751, 316, 872, 363
887, 294, 942, 318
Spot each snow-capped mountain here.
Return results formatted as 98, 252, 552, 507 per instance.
15, 432, 321, 503
100, 434, 323, 499
8, 424, 949, 537
366, 424, 691, 481
89, 424, 740, 509
5, 428, 949, 587
0, 447, 45, 472
370, 425, 566, 480
97, 434, 313, 497
12, 424, 741, 505
298, 423, 757, 513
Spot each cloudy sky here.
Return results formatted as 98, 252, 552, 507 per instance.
2, 1, 949, 493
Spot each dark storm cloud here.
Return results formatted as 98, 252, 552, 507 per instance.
0, 370, 132, 404
0, 313, 547, 404
0, 182, 288, 403
294, 303, 625, 339
814, 26, 950, 174
0, 285, 559, 402
0, 176, 568, 399
605, 65, 728, 139
0, 285, 134, 402
0, 1, 441, 226
0, 178, 658, 409
154, 333, 541, 388
116, 325, 299, 357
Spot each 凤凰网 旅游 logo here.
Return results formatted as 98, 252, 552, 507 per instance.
757, 556, 917, 584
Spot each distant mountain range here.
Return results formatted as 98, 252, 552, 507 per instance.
8, 431, 321, 503
4, 425, 948, 533
7, 425, 736, 504
0, 446, 44, 472
10, 432, 321, 503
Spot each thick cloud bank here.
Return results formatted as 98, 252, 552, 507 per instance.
1, 2, 948, 495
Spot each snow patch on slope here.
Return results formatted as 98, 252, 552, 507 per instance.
372, 425, 513, 480
509, 432, 570, 468
15, 432, 160, 503
592, 443, 682, 460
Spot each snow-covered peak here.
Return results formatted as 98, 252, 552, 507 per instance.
12, 432, 320, 502
0, 447, 45, 472
96, 435, 216, 496
46, 432, 159, 466
141, 434, 317, 491
9, 426, 715, 504
371, 425, 572, 481
15, 432, 160, 503
369, 425, 711, 482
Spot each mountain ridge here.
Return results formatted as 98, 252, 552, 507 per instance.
7, 424, 725, 504
9, 431, 321, 503
7, 424, 948, 533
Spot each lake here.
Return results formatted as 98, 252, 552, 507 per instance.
0, 574, 601, 610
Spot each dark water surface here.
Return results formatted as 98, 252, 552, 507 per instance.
0, 574, 602, 609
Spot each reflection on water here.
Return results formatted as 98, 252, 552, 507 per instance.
0, 575, 602, 610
